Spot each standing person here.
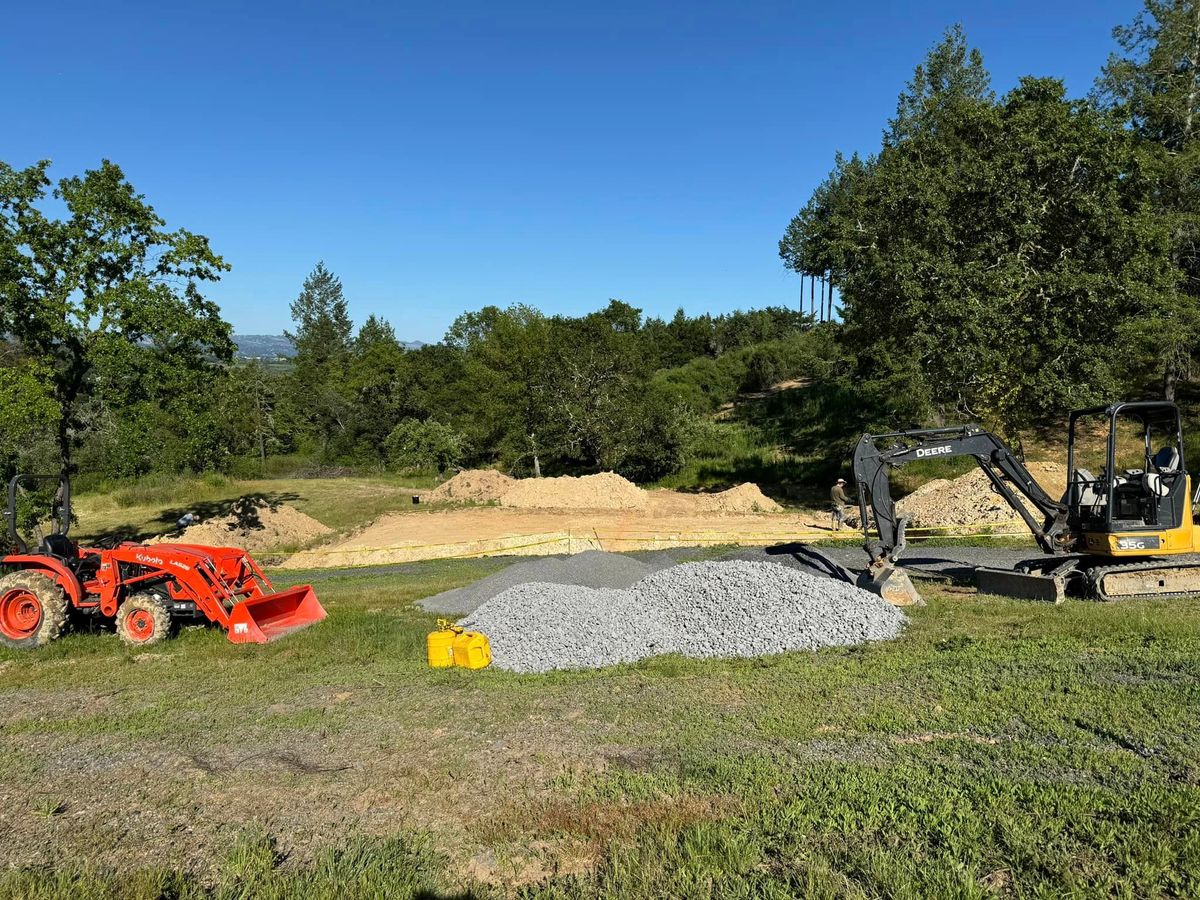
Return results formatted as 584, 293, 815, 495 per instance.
830, 478, 854, 531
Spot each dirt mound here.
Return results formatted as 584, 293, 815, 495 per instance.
424, 469, 783, 515
425, 469, 514, 504
696, 482, 782, 513
150, 500, 332, 553
898, 462, 1067, 528
499, 472, 647, 510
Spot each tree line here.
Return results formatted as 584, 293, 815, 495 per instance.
780, 4, 1200, 433
4, 1, 1197, 484
0, 169, 830, 483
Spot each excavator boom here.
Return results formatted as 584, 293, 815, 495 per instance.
852, 425, 1073, 604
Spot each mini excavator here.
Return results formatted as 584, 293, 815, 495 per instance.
852, 400, 1200, 604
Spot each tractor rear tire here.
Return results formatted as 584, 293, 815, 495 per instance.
0, 571, 70, 650
116, 593, 173, 647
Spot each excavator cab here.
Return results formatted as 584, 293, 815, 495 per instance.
1067, 402, 1191, 549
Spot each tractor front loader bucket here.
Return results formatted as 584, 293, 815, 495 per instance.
226, 584, 326, 644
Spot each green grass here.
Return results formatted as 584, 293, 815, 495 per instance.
69, 472, 439, 545
1, 556, 1198, 897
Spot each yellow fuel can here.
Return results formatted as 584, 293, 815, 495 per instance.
451, 629, 492, 670
426, 620, 458, 668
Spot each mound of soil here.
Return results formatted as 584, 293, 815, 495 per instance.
424, 469, 515, 504
150, 500, 332, 553
898, 461, 1067, 528
499, 472, 647, 510
423, 470, 784, 514
696, 483, 782, 513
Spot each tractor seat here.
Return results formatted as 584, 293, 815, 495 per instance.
1153, 446, 1181, 474
39, 533, 78, 563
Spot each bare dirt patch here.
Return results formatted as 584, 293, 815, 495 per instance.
282, 506, 826, 568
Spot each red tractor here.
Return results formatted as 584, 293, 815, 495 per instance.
0, 475, 326, 650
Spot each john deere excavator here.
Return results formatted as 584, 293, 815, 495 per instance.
852, 400, 1200, 604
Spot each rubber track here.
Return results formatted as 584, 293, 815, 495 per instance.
1090, 561, 1200, 602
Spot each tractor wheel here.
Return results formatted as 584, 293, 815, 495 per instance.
116, 593, 173, 647
0, 571, 70, 650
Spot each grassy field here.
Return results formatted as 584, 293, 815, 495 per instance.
0, 554, 1197, 898
69, 472, 437, 545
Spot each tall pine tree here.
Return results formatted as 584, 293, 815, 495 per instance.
1096, 1, 1200, 398
284, 262, 354, 457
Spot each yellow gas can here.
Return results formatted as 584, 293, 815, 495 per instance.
426, 620, 458, 668
451, 629, 492, 670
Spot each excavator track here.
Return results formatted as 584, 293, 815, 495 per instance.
1089, 560, 1200, 602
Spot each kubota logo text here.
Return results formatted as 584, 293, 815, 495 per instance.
135, 553, 164, 566
915, 445, 952, 458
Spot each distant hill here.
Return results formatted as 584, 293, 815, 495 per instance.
232, 334, 425, 359
233, 335, 296, 359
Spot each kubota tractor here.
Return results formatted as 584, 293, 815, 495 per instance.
0, 474, 326, 649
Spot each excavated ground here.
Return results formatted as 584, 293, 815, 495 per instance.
281, 506, 829, 569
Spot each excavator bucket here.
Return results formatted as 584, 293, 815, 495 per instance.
858, 564, 925, 607
974, 567, 1067, 604
226, 584, 326, 644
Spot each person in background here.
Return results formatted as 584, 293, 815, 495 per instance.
830, 478, 854, 531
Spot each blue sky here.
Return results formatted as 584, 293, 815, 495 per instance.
6, 0, 1136, 341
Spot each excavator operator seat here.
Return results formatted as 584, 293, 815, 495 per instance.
1153, 445, 1181, 474
1072, 468, 1105, 515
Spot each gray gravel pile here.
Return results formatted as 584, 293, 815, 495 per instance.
460, 560, 907, 673
418, 550, 672, 615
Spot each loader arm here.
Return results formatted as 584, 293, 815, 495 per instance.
852, 425, 1071, 568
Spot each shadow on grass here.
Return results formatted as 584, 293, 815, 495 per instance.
84, 491, 304, 545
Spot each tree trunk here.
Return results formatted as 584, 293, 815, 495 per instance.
56, 415, 72, 478
1164, 357, 1180, 401
1183, 5, 1200, 145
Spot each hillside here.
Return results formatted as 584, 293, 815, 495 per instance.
232, 334, 424, 360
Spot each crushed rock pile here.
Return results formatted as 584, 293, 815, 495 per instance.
460, 560, 906, 673
424, 469, 782, 514
150, 500, 332, 552
419, 549, 677, 615
420, 547, 686, 619
898, 462, 1067, 528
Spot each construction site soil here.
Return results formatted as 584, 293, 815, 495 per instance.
897, 462, 1067, 528
282, 464, 1061, 568
425, 469, 781, 513
149, 500, 332, 553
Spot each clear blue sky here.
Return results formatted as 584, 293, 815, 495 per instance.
6, 0, 1136, 342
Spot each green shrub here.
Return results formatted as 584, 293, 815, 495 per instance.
384, 419, 465, 474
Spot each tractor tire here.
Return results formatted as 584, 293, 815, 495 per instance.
0, 571, 70, 650
116, 593, 173, 647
